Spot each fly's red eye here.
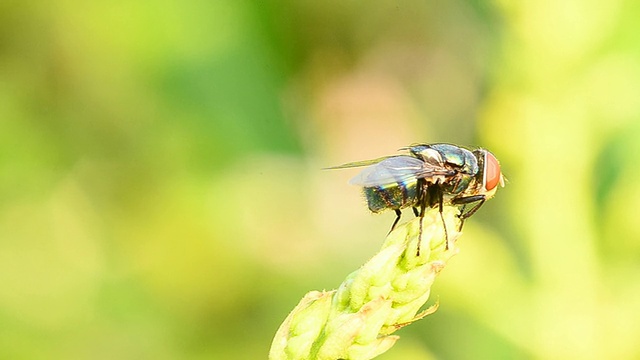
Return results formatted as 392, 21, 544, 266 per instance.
484, 151, 501, 191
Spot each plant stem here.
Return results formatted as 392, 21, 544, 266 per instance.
269, 207, 462, 360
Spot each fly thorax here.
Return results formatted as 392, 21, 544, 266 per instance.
448, 174, 474, 194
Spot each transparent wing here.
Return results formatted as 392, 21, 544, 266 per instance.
324, 156, 393, 170
349, 156, 452, 187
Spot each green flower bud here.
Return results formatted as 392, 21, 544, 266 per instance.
270, 207, 461, 360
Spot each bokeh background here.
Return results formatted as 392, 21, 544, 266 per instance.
1, 0, 639, 359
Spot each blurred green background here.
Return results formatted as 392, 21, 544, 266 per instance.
1, 0, 639, 359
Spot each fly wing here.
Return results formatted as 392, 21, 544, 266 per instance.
324, 156, 393, 170
348, 156, 428, 187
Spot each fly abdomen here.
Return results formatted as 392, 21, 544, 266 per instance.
362, 181, 418, 213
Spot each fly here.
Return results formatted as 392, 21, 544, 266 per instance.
329, 143, 504, 254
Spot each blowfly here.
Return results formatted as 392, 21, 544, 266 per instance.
329, 143, 504, 254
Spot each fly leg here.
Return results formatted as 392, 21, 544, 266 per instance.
415, 179, 428, 256
388, 203, 422, 235
424, 181, 449, 251
437, 187, 450, 250
451, 195, 486, 230
416, 201, 426, 256
388, 209, 402, 234
458, 204, 466, 227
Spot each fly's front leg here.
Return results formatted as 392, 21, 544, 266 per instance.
451, 195, 486, 230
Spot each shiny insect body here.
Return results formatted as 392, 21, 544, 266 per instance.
330, 143, 504, 253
